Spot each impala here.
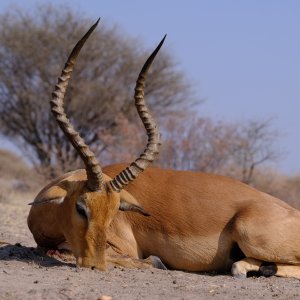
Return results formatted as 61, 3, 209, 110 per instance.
28, 20, 300, 279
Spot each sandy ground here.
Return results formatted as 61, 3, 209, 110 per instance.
1, 196, 300, 300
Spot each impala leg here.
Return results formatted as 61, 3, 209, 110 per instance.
43, 247, 167, 270
231, 201, 300, 279
231, 258, 300, 279
46, 248, 74, 262
231, 257, 262, 278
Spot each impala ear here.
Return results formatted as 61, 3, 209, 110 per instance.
28, 197, 65, 206
28, 185, 67, 206
119, 201, 151, 216
119, 189, 150, 216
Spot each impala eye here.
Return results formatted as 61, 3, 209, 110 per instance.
76, 202, 88, 219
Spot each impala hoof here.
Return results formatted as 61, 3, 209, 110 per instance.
150, 255, 167, 270
259, 262, 277, 277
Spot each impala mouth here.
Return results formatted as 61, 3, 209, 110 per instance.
76, 256, 107, 271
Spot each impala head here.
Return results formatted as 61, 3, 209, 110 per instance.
27, 19, 165, 270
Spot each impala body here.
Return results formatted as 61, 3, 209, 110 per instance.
28, 20, 300, 279
29, 164, 300, 277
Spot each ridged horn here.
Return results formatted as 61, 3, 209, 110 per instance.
109, 35, 166, 192
50, 19, 105, 191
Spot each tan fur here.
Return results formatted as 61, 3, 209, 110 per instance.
27, 164, 300, 278
28, 19, 300, 278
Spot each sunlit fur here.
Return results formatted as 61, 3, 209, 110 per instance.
28, 163, 300, 278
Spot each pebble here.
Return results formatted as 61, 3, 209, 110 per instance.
98, 296, 112, 300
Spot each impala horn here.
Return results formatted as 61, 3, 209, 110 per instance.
50, 19, 104, 192
109, 35, 166, 192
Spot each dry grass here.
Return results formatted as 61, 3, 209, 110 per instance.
0, 149, 43, 203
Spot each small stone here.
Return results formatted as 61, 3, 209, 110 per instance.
98, 296, 112, 300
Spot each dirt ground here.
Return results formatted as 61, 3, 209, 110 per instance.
1, 196, 300, 300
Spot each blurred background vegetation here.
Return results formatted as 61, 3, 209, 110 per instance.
0, 5, 299, 208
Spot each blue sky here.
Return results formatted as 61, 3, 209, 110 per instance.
0, 1, 299, 174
